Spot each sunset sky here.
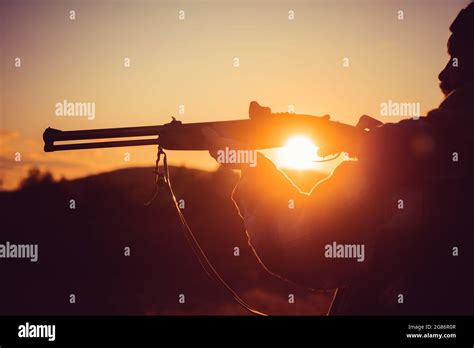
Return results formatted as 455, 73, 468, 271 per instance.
0, 0, 469, 190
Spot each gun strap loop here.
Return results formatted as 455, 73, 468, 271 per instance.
146, 144, 267, 316
157, 146, 169, 186
144, 145, 168, 205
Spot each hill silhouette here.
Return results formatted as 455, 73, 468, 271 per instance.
0, 165, 333, 315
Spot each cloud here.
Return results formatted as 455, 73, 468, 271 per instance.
0, 128, 98, 190
0, 129, 20, 139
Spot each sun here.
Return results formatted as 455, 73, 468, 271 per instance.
276, 135, 320, 170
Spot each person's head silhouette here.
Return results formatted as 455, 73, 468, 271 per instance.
438, 3, 474, 96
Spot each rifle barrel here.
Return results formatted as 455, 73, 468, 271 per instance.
42, 120, 247, 152
43, 126, 167, 152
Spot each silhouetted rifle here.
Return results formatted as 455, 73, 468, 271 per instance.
43, 101, 365, 316
43, 101, 364, 155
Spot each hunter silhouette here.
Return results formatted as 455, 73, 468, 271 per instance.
204, 3, 474, 314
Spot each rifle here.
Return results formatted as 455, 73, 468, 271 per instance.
43, 101, 364, 155
42, 101, 365, 316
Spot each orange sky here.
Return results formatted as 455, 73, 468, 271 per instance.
0, 0, 469, 190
